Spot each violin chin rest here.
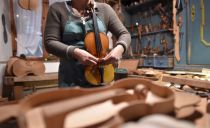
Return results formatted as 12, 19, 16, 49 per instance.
85, 64, 114, 86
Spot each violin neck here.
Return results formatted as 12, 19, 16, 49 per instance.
92, 9, 102, 56
92, 9, 104, 83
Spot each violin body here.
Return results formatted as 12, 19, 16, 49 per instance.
84, 64, 114, 86
13, 59, 45, 77
85, 32, 109, 58
6, 57, 45, 77
84, 32, 114, 85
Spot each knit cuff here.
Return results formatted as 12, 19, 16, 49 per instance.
66, 46, 78, 59
116, 40, 128, 54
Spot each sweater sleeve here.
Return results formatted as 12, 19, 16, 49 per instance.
44, 3, 76, 59
105, 4, 131, 53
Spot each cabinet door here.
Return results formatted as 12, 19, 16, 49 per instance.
188, 0, 210, 65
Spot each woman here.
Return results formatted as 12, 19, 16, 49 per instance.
44, 0, 131, 87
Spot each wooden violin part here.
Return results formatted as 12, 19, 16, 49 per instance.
18, 0, 38, 10
6, 57, 45, 77
12, 59, 45, 77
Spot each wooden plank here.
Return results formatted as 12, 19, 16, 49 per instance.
35, 84, 58, 89
4, 73, 58, 83
14, 73, 58, 82
162, 75, 210, 89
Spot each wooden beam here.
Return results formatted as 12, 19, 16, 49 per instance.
173, 0, 180, 61
42, 0, 49, 59
162, 75, 210, 89
9, 0, 17, 56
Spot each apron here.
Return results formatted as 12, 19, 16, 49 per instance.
59, 2, 107, 88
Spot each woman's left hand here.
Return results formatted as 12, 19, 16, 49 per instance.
101, 44, 124, 65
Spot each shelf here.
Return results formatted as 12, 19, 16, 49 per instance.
131, 29, 173, 38
125, 0, 168, 14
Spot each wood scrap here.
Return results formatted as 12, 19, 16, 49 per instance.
195, 98, 209, 128
118, 59, 139, 72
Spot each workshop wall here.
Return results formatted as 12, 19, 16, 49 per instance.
123, 0, 210, 70
124, 0, 174, 68
175, 0, 210, 70
0, 0, 13, 96
0, 0, 12, 62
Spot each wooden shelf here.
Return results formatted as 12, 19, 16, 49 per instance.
125, 0, 168, 14
131, 29, 173, 38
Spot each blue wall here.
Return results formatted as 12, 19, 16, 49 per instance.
125, 0, 210, 71
175, 0, 210, 71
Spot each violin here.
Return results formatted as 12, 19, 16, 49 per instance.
84, 5, 114, 86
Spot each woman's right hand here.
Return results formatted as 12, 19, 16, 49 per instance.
73, 48, 99, 66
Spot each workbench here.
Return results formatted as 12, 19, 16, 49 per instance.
3, 73, 58, 100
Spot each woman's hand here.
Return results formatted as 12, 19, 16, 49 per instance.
73, 48, 99, 66
102, 44, 124, 65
